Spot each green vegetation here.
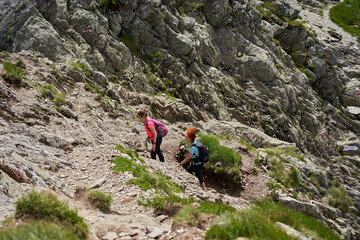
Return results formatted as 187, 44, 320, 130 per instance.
174, 1, 185, 17
198, 134, 243, 181
70, 61, 91, 77
205, 201, 341, 240
55, 93, 66, 107
0, 221, 80, 240
319, 9, 324, 17
3, 61, 24, 85
111, 156, 182, 194
327, 186, 354, 212
119, 31, 139, 56
88, 190, 112, 212
111, 144, 179, 194
262, 146, 304, 161
1, 50, 10, 57
330, 0, 360, 42
99, 0, 121, 9
184, 1, 205, 12
15, 191, 88, 239
38, 84, 66, 107
140, 195, 235, 217
215, 134, 256, 152
268, 158, 301, 188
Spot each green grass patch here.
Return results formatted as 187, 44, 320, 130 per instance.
327, 186, 354, 212
88, 190, 112, 212
111, 145, 182, 194
198, 134, 243, 181
111, 156, 182, 194
205, 201, 341, 240
262, 146, 304, 161
3, 61, 24, 85
0, 221, 80, 240
38, 84, 66, 107
15, 191, 88, 239
330, 0, 360, 42
55, 93, 66, 107
1, 50, 11, 57
70, 61, 91, 77
268, 158, 301, 188
140, 195, 235, 216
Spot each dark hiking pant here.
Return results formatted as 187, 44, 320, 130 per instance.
151, 137, 164, 162
186, 163, 204, 184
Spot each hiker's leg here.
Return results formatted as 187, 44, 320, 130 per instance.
186, 164, 194, 174
155, 137, 164, 162
194, 164, 206, 191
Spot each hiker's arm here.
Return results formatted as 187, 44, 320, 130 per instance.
150, 126, 157, 141
150, 126, 157, 151
177, 153, 193, 167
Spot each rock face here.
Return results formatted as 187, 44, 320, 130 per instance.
1, 0, 359, 159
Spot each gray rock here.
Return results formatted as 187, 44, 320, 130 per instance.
275, 222, 310, 240
278, 196, 323, 220
147, 226, 164, 238
103, 232, 118, 240
90, 178, 107, 189
66, 69, 84, 82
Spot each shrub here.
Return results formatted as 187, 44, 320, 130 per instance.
327, 186, 354, 212
205, 201, 341, 240
0, 221, 79, 240
88, 190, 112, 212
3, 61, 24, 85
15, 191, 88, 239
198, 134, 242, 181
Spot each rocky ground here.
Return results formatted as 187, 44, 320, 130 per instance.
0, 52, 270, 239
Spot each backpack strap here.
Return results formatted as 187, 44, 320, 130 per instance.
190, 142, 200, 159
145, 119, 159, 138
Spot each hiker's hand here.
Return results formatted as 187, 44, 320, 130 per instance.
152, 144, 156, 151
176, 164, 182, 167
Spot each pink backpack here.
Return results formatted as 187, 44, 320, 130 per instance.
145, 119, 168, 138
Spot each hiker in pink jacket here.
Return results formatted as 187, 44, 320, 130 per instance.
137, 109, 165, 162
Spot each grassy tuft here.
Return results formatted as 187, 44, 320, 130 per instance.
55, 93, 66, 107
3, 61, 24, 85
15, 191, 88, 239
205, 201, 341, 240
327, 186, 354, 212
330, 0, 360, 42
111, 146, 182, 194
88, 190, 112, 212
263, 146, 304, 161
174, 205, 201, 226
198, 134, 242, 181
0, 221, 80, 240
70, 61, 91, 77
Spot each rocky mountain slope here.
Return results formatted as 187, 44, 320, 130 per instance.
0, 0, 360, 239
